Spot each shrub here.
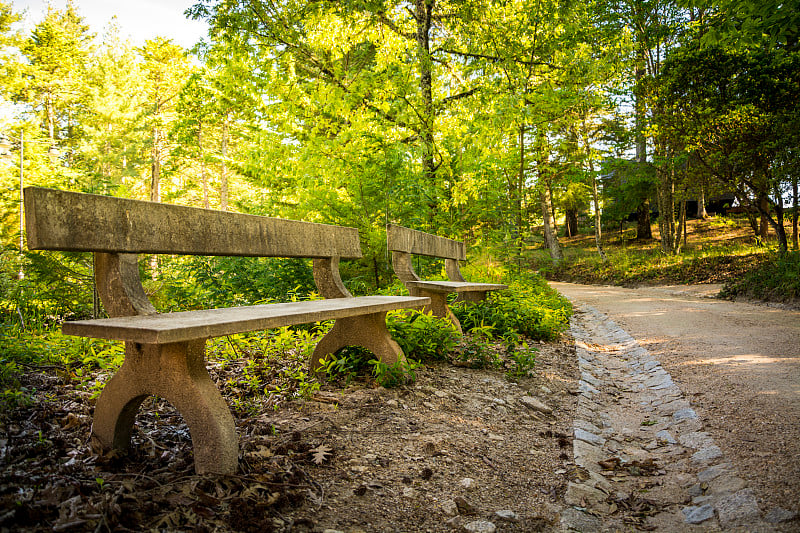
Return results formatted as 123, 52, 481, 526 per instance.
720, 251, 800, 302
452, 275, 572, 341
320, 345, 420, 388
386, 309, 459, 362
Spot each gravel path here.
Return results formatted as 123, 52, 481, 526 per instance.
552, 283, 800, 532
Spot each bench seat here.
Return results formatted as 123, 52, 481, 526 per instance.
387, 224, 508, 333
403, 281, 508, 294
64, 295, 427, 344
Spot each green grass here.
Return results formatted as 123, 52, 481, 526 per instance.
543, 244, 769, 286
534, 216, 799, 304
720, 251, 800, 302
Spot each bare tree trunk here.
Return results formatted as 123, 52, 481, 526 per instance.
591, 171, 607, 261
541, 185, 562, 266
564, 209, 579, 237
415, 0, 436, 219
582, 122, 607, 262
697, 182, 708, 219
735, 191, 760, 238
199, 120, 209, 209
656, 151, 681, 255
516, 125, 525, 273
46, 96, 56, 147
759, 195, 769, 240
634, 55, 653, 240
549, 181, 559, 236
149, 125, 161, 278
792, 175, 798, 251
151, 126, 161, 203
221, 113, 229, 211
681, 197, 687, 248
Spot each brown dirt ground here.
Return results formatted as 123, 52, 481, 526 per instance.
551, 282, 800, 518
0, 339, 579, 532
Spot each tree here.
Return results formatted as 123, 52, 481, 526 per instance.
138, 38, 191, 203
79, 21, 145, 193
657, 43, 799, 253
191, 0, 493, 226
19, 2, 93, 153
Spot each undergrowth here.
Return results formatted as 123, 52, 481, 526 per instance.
720, 251, 800, 302
453, 276, 572, 341
1, 251, 571, 408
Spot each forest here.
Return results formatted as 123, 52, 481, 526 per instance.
0, 0, 798, 372
0, 1, 798, 531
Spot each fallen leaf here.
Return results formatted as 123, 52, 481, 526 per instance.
310, 444, 332, 464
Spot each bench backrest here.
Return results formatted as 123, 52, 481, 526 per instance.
25, 187, 361, 259
386, 223, 465, 260
386, 223, 466, 283
24, 187, 362, 318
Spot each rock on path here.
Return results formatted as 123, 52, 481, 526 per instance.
560, 304, 777, 532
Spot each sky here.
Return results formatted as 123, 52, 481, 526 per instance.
11, 0, 209, 49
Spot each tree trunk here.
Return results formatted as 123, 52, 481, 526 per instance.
735, 191, 760, 238
565, 209, 578, 237
415, 0, 436, 216
516, 125, 525, 273
151, 126, 161, 203
583, 124, 607, 261
656, 152, 681, 255
591, 171, 607, 261
681, 197, 687, 248
634, 53, 653, 240
636, 202, 652, 239
752, 188, 789, 253
199, 120, 209, 209
697, 182, 708, 219
540, 185, 562, 266
792, 175, 798, 251
759, 195, 769, 239
770, 184, 789, 254
45, 95, 56, 146
549, 181, 559, 236
221, 113, 229, 211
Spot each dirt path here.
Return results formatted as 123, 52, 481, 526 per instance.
551, 282, 800, 521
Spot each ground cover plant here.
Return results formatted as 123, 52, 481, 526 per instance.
537, 216, 800, 306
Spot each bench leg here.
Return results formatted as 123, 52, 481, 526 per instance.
91, 340, 238, 475
410, 288, 463, 334
310, 312, 406, 375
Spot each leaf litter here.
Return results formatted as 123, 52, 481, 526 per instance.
1, 341, 580, 532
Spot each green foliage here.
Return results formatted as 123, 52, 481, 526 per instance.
0, 322, 123, 407
320, 345, 420, 388
456, 324, 501, 370
3, 250, 94, 322
386, 309, 459, 362
600, 158, 657, 229
720, 252, 800, 302
369, 357, 421, 388
547, 238, 770, 286
320, 309, 457, 387
453, 276, 572, 341
506, 343, 538, 379
155, 255, 316, 311
223, 328, 321, 410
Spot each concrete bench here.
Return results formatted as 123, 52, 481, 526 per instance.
387, 224, 507, 334
24, 187, 429, 474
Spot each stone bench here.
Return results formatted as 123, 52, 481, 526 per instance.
24, 187, 429, 474
387, 224, 507, 334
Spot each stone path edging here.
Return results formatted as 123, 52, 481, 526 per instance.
559, 304, 776, 532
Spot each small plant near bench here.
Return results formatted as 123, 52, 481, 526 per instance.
320, 309, 458, 387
